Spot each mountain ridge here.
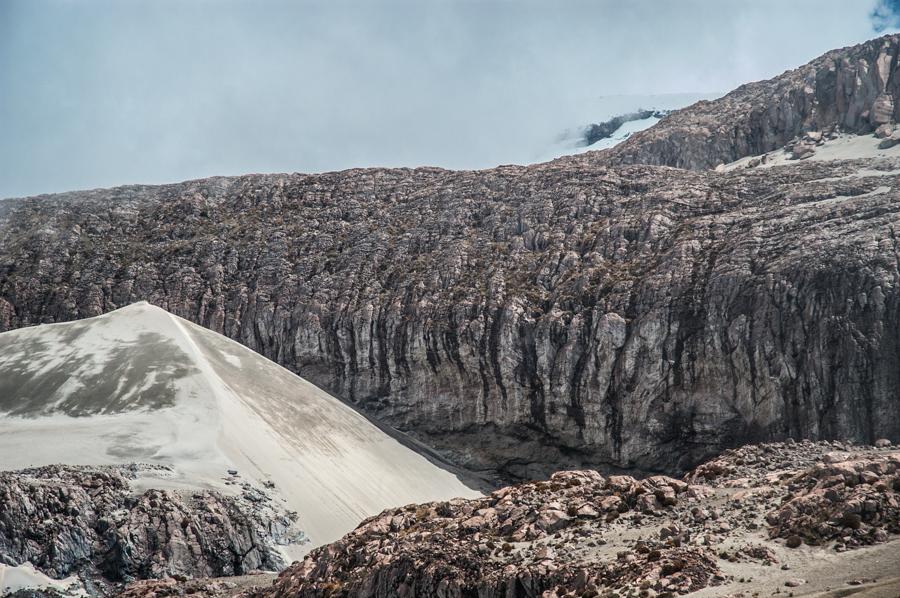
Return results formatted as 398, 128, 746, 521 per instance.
601, 33, 900, 169
2, 154, 898, 479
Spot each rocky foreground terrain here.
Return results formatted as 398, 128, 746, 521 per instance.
0, 465, 292, 595
109, 441, 900, 598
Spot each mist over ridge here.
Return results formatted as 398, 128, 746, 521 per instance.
0, 0, 892, 199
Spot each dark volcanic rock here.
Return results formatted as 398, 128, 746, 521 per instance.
605, 34, 900, 169
0, 466, 286, 594
1, 155, 900, 478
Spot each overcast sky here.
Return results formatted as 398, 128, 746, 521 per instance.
0, 0, 894, 198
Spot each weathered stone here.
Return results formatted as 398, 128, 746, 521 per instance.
113, 443, 900, 598
0, 465, 287, 594
791, 142, 816, 159
764, 451, 900, 547
872, 93, 895, 125
605, 34, 900, 169
2, 157, 900, 479
536, 509, 570, 532
875, 123, 895, 138
247, 469, 711, 598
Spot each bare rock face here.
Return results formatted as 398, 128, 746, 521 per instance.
4, 37, 900, 480
1, 155, 900, 479
0, 466, 287, 594
605, 34, 900, 169
249, 442, 900, 598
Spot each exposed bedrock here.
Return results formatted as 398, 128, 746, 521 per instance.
1, 157, 899, 479
605, 34, 900, 169
0, 466, 287, 594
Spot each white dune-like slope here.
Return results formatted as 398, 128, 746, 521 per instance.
0, 302, 480, 552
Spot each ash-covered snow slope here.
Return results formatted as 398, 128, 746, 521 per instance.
0, 301, 480, 551
536, 93, 718, 163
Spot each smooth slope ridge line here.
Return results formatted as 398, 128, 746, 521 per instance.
163, 307, 417, 551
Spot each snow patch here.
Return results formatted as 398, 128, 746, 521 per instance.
722, 133, 900, 172
532, 92, 719, 163
0, 562, 87, 596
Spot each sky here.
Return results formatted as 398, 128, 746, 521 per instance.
0, 0, 895, 199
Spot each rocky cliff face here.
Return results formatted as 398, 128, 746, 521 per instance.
1, 152, 899, 478
0, 465, 288, 594
605, 34, 900, 169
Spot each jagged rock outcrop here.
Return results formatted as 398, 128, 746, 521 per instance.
256, 470, 720, 598
765, 452, 900, 548
1, 153, 900, 478
248, 442, 900, 598
605, 34, 900, 169
687, 441, 900, 551
0, 465, 287, 595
